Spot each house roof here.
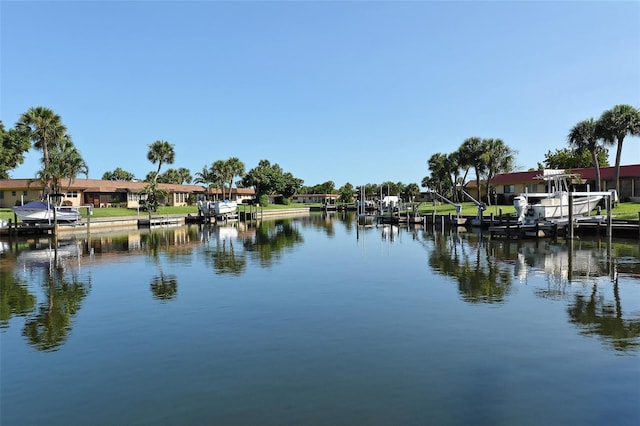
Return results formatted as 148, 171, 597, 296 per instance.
1, 178, 220, 193
491, 164, 640, 184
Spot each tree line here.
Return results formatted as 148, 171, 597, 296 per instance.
2, 104, 638, 205
423, 104, 639, 204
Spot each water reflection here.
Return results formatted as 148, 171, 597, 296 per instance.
423, 231, 513, 303
202, 225, 247, 275
568, 284, 640, 352
145, 231, 180, 302
241, 219, 304, 267
1, 240, 92, 352
22, 265, 91, 351
0, 270, 36, 328
1, 216, 639, 354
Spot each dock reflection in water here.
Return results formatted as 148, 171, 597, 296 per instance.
1, 213, 639, 425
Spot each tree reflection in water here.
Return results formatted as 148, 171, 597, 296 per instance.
407, 223, 640, 352
425, 231, 512, 303
143, 231, 179, 302
202, 224, 247, 275
12, 241, 92, 352
568, 283, 640, 352
0, 270, 36, 328
241, 219, 303, 268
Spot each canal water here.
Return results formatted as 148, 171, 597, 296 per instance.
1, 212, 639, 425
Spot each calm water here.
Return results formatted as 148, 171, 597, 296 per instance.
1, 212, 639, 426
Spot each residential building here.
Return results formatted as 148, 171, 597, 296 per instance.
0, 178, 255, 208
291, 193, 339, 204
490, 164, 640, 202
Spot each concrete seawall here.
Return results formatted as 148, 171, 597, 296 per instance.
55, 208, 311, 235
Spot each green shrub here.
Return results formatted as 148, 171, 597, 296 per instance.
259, 194, 269, 206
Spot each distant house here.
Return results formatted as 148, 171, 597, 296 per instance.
0, 178, 256, 209
490, 164, 640, 202
291, 193, 339, 204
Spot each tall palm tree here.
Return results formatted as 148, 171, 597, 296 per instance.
225, 157, 245, 200
147, 140, 175, 184
48, 135, 89, 194
597, 104, 640, 194
568, 118, 602, 191
459, 136, 487, 201
177, 167, 192, 184
18, 106, 67, 194
211, 160, 230, 199
194, 165, 214, 188
481, 138, 516, 204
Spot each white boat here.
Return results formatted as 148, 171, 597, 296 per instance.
513, 173, 605, 224
197, 200, 238, 217
214, 200, 237, 215
13, 201, 82, 223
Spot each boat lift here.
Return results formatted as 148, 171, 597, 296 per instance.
460, 188, 487, 223
426, 190, 463, 219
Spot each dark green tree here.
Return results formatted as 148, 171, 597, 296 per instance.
0, 121, 31, 179
17, 106, 68, 194
597, 104, 640, 195
102, 167, 135, 181
540, 147, 609, 170
338, 182, 355, 203
481, 138, 516, 205
568, 118, 605, 191
147, 140, 175, 184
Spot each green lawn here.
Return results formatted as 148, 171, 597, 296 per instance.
1, 201, 638, 222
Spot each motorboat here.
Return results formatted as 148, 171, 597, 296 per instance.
197, 199, 238, 218
513, 173, 607, 224
13, 201, 82, 223
214, 200, 238, 215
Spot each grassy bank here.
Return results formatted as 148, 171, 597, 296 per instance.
1, 202, 638, 222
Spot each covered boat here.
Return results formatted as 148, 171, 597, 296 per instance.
13, 201, 82, 223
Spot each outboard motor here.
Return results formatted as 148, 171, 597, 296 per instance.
513, 196, 528, 223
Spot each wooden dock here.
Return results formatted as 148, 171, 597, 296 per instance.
137, 216, 184, 228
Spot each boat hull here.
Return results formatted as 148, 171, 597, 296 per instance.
515, 194, 603, 223
13, 202, 82, 223
214, 201, 238, 215
198, 200, 238, 216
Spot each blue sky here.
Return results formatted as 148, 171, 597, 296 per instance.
2, 0, 639, 188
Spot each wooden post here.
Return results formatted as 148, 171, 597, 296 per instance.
53, 204, 58, 240
607, 195, 612, 238
568, 192, 574, 240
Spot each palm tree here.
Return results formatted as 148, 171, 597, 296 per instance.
211, 160, 230, 199
18, 106, 67, 194
568, 118, 602, 191
177, 167, 192, 184
194, 165, 213, 188
597, 104, 640, 194
459, 136, 487, 201
225, 157, 245, 199
147, 140, 175, 184
482, 138, 516, 204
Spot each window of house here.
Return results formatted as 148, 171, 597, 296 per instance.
503, 185, 515, 194
0, 191, 4, 199
11, 191, 16, 196
66, 191, 78, 198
